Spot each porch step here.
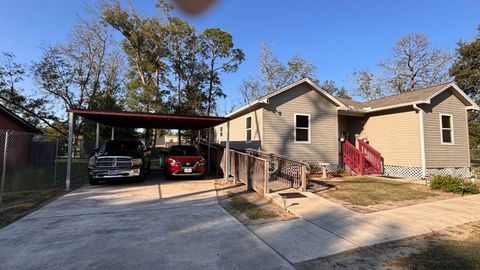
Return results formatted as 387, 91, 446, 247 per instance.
365, 167, 381, 175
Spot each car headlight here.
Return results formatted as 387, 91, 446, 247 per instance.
197, 159, 206, 166
88, 157, 96, 167
132, 158, 143, 166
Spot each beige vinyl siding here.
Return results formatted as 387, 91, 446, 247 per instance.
421, 90, 470, 168
214, 108, 263, 149
262, 83, 339, 163
361, 108, 422, 167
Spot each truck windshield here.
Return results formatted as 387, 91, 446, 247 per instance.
169, 146, 199, 156
104, 141, 143, 152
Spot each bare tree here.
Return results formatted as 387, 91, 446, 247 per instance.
240, 44, 318, 103
351, 69, 390, 101
32, 18, 124, 114
380, 33, 452, 93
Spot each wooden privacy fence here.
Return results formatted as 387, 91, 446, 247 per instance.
199, 141, 270, 195
226, 150, 269, 195
199, 142, 225, 176
246, 149, 308, 192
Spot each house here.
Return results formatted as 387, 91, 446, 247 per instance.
0, 103, 42, 168
155, 134, 179, 149
0, 104, 40, 133
214, 78, 479, 179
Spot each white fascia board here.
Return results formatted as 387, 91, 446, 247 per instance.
425, 83, 479, 111
225, 78, 349, 118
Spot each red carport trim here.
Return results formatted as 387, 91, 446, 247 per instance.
68, 108, 229, 130
69, 108, 228, 122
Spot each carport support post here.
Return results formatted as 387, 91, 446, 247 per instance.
66, 112, 74, 191
207, 128, 211, 174
95, 123, 100, 149
111, 127, 115, 140
224, 121, 230, 182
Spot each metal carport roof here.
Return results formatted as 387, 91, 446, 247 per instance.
70, 108, 228, 130
64, 109, 231, 190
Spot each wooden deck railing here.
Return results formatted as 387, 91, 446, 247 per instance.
227, 150, 269, 194
342, 140, 364, 175
246, 149, 308, 191
199, 142, 269, 195
358, 139, 383, 174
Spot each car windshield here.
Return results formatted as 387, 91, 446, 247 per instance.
169, 146, 199, 156
104, 140, 143, 152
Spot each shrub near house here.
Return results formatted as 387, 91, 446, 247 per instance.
430, 175, 479, 194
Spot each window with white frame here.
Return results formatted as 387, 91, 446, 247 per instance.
219, 126, 223, 138
245, 116, 252, 141
440, 114, 454, 144
294, 113, 310, 143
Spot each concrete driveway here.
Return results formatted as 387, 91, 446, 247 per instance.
0, 172, 293, 270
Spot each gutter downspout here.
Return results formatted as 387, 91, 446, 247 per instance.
413, 104, 426, 179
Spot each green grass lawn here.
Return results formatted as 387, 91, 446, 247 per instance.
394, 229, 480, 269
3, 158, 89, 192
326, 177, 438, 206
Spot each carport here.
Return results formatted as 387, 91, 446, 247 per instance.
65, 109, 230, 190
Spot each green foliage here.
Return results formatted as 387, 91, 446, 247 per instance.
0, 52, 62, 134
450, 26, 480, 150
430, 175, 479, 194
103, 1, 243, 116
336, 167, 347, 174
450, 26, 480, 98
201, 28, 244, 115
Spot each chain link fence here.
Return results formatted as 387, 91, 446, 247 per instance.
0, 129, 93, 204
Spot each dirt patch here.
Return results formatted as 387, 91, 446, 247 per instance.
295, 220, 480, 270
215, 180, 296, 225
0, 188, 66, 229
308, 176, 461, 213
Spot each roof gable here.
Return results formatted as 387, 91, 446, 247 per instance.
225, 79, 479, 119
226, 78, 347, 118
339, 82, 479, 113
0, 104, 41, 133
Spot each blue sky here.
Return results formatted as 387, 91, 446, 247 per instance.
1, 0, 479, 116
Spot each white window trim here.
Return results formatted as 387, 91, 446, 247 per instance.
245, 116, 252, 142
439, 113, 454, 145
294, 113, 311, 144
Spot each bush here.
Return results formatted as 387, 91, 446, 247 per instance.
430, 175, 479, 194
336, 167, 347, 174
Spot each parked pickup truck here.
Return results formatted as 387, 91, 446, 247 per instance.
88, 139, 151, 185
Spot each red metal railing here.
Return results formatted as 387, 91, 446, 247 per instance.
358, 139, 382, 174
342, 140, 364, 175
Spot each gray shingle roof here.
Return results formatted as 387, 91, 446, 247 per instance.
339, 82, 452, 110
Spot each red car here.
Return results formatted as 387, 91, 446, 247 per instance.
165, 145, 206, 179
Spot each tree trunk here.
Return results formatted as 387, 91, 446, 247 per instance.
206, 60, 215, 116
408, 57, 415, 92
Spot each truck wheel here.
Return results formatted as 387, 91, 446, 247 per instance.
89, 177, 100, 185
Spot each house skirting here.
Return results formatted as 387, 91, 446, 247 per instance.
384, 165, 471, 180
306, 162, 341, 174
